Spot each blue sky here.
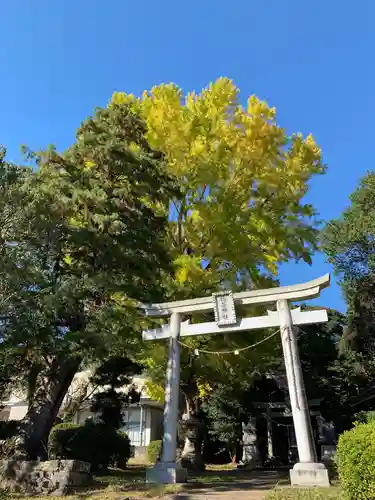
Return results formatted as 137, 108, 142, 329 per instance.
1, 0, 373, 312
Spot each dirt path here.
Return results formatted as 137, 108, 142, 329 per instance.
175, 470, 288, 500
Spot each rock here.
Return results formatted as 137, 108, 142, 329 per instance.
0, 459, 92, 496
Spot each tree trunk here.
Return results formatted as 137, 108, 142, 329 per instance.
20, 354, 82, 460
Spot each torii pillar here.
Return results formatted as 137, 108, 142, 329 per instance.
142, 275, 331, 487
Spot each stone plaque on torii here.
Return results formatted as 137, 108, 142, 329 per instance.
141, 274, 331, 487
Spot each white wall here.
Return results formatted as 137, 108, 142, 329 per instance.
122, 407, 142, 446
73, 405, 161, 447
8, 404, 27, 421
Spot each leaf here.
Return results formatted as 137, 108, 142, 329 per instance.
63, 254, 72, 265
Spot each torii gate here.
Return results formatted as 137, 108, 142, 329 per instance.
142, 275, 331, 487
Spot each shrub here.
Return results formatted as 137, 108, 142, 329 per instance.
48, 422, 80, 460
112, 430, 131, 470
48, 421, 131, 471
0, 437, 17, 458
0, 420, 19, 440
336, 419, 375, 499
147, 440, 161, 463
354, 410, 375, 425
0, 421, 22, 459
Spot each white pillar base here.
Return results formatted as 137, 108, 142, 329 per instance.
146, 462, 188, 484
290, 462, 330, 487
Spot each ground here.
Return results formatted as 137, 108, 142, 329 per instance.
0, 464, 341, 500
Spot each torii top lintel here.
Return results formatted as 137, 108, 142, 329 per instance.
141, 274, 330, 318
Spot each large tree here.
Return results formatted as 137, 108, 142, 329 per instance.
111, 78, 326, 415
321, 172, 375, 429
0, 104, 175, 459
322, 172, 375, 353
0, 147, 30, 404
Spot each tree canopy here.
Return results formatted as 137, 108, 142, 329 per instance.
112, 78, 325, 294
0, 77, 333, 461
321, 172, 375, 431
0, 104, 175, 458
110, 78, 326, 412
322, 172, 375, 353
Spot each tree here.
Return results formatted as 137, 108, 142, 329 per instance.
90, 356, 142, 429
297, 308, 344, 400
321, 172, 375, 429
113, 78, 324, 291
201, 383, 247, 462
201, 375, 284, 463
322, 172, 375, 353
0, 104, 175, 459
111, 78, 326, 419
0, 147, 33, 405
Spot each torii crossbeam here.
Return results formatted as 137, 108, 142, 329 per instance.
142, 275, 331, 488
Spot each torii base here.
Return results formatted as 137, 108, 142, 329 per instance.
290, 462, 330, 487
146, 462, 187, 484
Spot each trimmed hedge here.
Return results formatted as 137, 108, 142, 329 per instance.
147, 440, 161, 463
337, 419, 375, 499
48, 422, 80, 459
48, 421, 131, 471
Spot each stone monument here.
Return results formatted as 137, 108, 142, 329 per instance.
179, 413, 205, 472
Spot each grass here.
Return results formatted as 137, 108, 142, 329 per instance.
94, 465, 183, 496
0, 464, 343, 500
266, 486, 343, 500
0, 465, 182, 499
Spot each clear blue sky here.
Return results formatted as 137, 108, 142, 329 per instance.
1, 0, 374, 312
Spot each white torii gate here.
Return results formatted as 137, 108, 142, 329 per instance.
142, 275, 331, 487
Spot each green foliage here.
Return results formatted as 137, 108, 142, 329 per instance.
354, 410, 375, 424
201, 309, 347, 451
48, 422, 80, 459
266, 488, 341, 500
1, 105, 175, 362
322, 172, 375, 431
296, 309, 351, 429
201, 381, 255, 453
0, 148, 32, 403
337, 420, 375, 499
116, 431, 133, 470
322, 172, 375, 282
126, 79, 326, 416
298, 309, 345, 399
147, 440, 162, 463
0, 420, 20, 440
0, 419, 20, 458
114, 79, 325, 285
48, 421, 131, 471
0, 105, 175, 458
90, 356, 142, 429
322, 172, 375, 353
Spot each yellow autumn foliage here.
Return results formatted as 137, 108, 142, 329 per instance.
112, 79, 324, 397
111, 77, 323, 286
